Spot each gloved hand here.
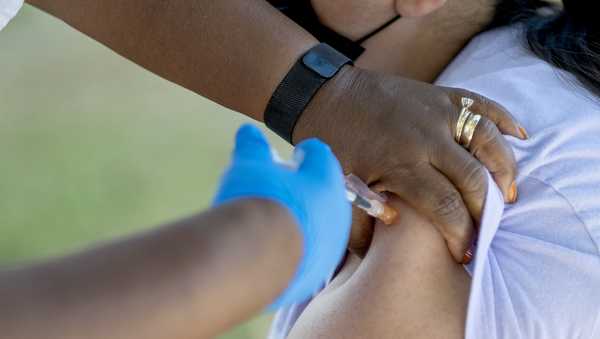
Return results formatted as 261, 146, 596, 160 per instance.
214, 124, 352, 309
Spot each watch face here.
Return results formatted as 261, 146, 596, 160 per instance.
302, 44, 349, 78
302, 51, 338, 78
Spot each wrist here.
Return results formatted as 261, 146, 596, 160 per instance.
226, 198, 303, 269
265, 44, 353, 143
291, 64, 361, 170
292, 64, 354, 139
225, 197, 301, 235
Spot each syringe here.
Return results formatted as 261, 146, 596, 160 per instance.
272, 150, 397, 224
345, 174, 398, 225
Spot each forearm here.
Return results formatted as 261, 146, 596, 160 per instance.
0, 198, 302, 339
25, 0, 317, 120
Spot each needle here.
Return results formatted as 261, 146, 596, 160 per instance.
345, 174, 397, 225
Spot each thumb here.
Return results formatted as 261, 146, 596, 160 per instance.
233, 124, 273, 164
295, 138, 344, 181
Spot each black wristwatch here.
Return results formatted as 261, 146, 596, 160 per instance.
264, 43, 352, 144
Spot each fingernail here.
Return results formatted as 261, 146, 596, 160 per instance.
508, 181, 518, 203
518, 126, 529, 140
462, 248, 474, 265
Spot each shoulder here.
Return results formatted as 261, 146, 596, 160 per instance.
436, 22, 600, 248
443, 26, 600, 337
436, 25, 530, 86
466, 175, 600, 339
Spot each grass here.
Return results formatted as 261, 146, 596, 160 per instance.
0, 5, 291, 338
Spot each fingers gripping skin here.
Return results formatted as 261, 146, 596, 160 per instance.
431, 143, 488, 223
376, 164, 474, 262
443, 87, 526, 140
293, 67, 523, 264
462, 89, 527, 138
443, 87, 524, 202
469, 116, 518, 202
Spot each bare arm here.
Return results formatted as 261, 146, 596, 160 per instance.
289, 198, 470, 339
24, 0, 523, 263
0, 199, 301, 339
25, 0, 318, 120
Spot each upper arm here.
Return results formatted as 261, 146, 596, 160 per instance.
289, 199, 470, 339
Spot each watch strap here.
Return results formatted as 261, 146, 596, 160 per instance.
264, 43, 352, 144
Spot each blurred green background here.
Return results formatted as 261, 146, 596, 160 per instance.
0, 5, 292, 338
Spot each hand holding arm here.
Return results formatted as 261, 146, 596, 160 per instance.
294, 67, 525, 261
24, 0, 522, 262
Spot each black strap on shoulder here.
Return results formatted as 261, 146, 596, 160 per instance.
270, 1, 401, 61
275, 0, 365, 60
356, 15, 401, 44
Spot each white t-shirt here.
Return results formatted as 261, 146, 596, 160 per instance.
439, 25, 600, 339
270, 25, 600, 338
0, 0, 23, 31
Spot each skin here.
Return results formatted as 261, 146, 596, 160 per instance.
315, 0, 496, 82
297, 66, 519, 258
312, 0, 448, 40
0, 198, 302, 339
0, 2, 506, 338
288, 199, 470, 339
25, 0, 523, 262
286, 1, 500, 337
309, 0, 502, 257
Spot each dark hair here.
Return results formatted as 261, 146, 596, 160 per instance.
490, 0, 600, 96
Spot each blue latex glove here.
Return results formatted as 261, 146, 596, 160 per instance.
213, 124, 351, 310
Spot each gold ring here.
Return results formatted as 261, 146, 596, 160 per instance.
461, 114, 482, 149
455, 98, 474, 142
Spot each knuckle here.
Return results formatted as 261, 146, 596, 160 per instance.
471, 91, 490, 107
480, 117, 499, 137
508, 158, 518, 177
472, 118, 499, 152
429, 191, 475, 244
461, 162, 487, 194
499, 161, 518, 183
463, 90, 484, 103
499, 151, 518, 177
487, 98, 510, 116
478, 95, 492, 108
432, 190, 465, 222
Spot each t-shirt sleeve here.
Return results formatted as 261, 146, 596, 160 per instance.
0, 0, 23, 31
464, 172, 505, 338
466, 175, 600, 339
